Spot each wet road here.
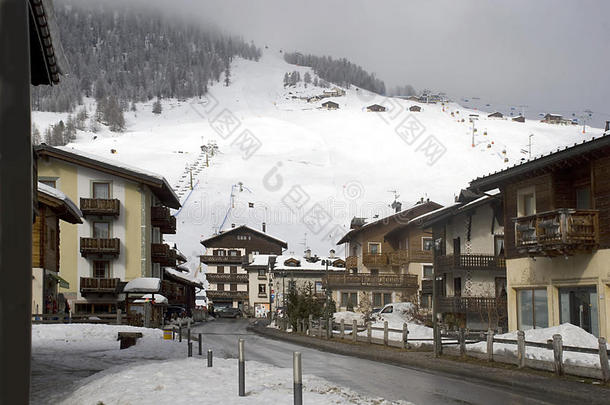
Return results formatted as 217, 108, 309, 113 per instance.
193, 319, 555, 405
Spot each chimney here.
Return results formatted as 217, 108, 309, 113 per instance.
329, 249, 335, 258
393, 201, 402, 213
605, 121, 609, 132
304, 248, 311, 259
262, 222, 266, 233
231, 223, 235, 228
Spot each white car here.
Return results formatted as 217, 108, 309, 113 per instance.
371, 302, 414, 322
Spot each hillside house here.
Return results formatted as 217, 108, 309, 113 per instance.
332, 200, 442, 312
366, 104, 386, 112
33, 183, 82, 315
409, 105, 422, 112
512, 115, 526, 123
470, 135, 610, 337
36, 145, 181, 315
201, 224, 286, 312
488, 112, 503, 119
321, 101, 339, 110
541, 113, 563, 124
323, 87, 346, 97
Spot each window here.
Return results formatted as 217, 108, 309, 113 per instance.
92, 182, 110, 199
315, 281, 325, 294
288, 280, 296, 290
258, 269, 266, 277
93, 222, 110, 238
258, 284, 266, 294
517, 289, 548, 330
152, 262, 161, 278
494, 235, 505, 257
230, 266, 237, 274
230, 284, 237, 291
341, 292, 358, 307
422, 265, 433, 280
217, 266, 224, 274
517, 187, 536, 217
559, 286, 598, 336
368, 243, 380, 255
217, 283, 225, 291
40, 179, 56, 188
214, 249, 226, 256
372, 292, 392, 307
152, 227, 161, 244
422, 237, 434, 251
228, 250, 239, 256
93, 261, 109, 278
576, 186, 591, 209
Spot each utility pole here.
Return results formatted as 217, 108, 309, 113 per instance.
189, 168, 193, 190
528, 134, 533, 159
1, 1, 33, 403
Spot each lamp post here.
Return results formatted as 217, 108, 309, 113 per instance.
321, 259, 332, 313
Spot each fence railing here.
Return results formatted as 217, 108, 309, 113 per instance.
324, 274, 418, 289
436, 254, 506, 271
32, 311, 128, 325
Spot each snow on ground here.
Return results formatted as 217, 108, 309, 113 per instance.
33, 324, 410, 405
32, 48, 605, 279
467, 323, 609, 369
60, 357, 412, 405
333, 311, 365, 325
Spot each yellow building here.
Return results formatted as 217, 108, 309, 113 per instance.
36, 145, 180, 314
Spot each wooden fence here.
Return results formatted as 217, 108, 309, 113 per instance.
32, 311, 127, 325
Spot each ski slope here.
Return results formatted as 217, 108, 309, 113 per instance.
32, 49, 604, 279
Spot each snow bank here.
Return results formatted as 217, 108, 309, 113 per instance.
32, 323, 163, 343
468, 323, 609, 369
333, 311, 365, 325
59, 358, 411, 405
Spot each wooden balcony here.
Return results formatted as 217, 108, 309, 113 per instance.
515, 209, 599, 256
200, 255, 245, 264
388, 250, 409, 266
80, 198, 120, 216
206, 273, 249, 283
151, 206, 176, 234
438, 296, 507, 316
436, 254, 506, 272
206, 290, 249, 300
80, 277, 121, 295
324, 273, 418, 290
362, 253, 388, 267
80, 238, 120, 256
151, 243, 177, 267
345, 255, 358, 269
421, 279, 444, 295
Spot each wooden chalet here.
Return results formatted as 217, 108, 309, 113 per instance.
409, 105, 421, 112
488, 112, 503, 118
321, 101, 339, 110
512, 115, 525, 123
366, 104, 386, 112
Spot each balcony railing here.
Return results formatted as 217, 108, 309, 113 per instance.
80, 198, 120, 216
362, 253, 388, 266
151, 243, 177, 266
388, 250, 409, 266
345, 255, 358, 269
205, 273, 249, 283
151, 206, 176, 234
80, 238, 120, 256
437, 296, 507, 315
515, 209, 599, 256
200, 255, 245, 264
436, 254, 506, 272
206, 290, 249, 300
80, 277, 121, 294
324, 273, 418, 289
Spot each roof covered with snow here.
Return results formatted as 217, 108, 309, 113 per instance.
123, 277, 161, 293
272, 254, 345, 272
37, 182, 83, 224
200, 225, 287, 248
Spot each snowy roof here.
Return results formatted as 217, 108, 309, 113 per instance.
36, 144, 180, 209
273, 254, 345, 272
134, 294, 168, 304
123, 277, 161, 293
37, 182, 83, 224
200, 225, 287, 248
248, 254, 276, 267
164, 268, 204, 288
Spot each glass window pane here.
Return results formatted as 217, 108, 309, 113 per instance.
93, 182, 110, 199
350, 293, 358, 306
373, 293, 381, 307
341, 292, 348, 306
534, 289, 548, 328
383, 293, 392, 305
518, 290, 533, 330
369, 244, 379, 254
423, 265, 433, 279
93, 222, 109, 238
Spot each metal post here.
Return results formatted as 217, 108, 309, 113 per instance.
207, 349, 213, 367
402, 323, 409, 349
0, 1, 33, 403
318, 317, 323, 339
383, 321, 389, 346
308, 315, 313, 335
188, 342, 192, 357
293, 352, 302, 405
328, 318, 333, 339
198, 333, 203, 356
487, 329, 495, 362
238, 339, 245, 396
340, 319, 345, 339
179, 321, 182, 342
352, 320, 357, 342
552, 334, 563, 376
459, 328, 466, 356
367, 322, 372, 344
187, 328, 191, 345
599, 337, 609, 382
517, 330, 526, 368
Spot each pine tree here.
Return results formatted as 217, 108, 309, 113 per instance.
65, 115, 77, 143
31, 123, 41, 145
224, 66, 231, 87
89, 117, 100, 133
76, 107, 88, 130
152, 98, 162, 115
130, 102, 137, 112
304, 72, 311, 84
313, 77, 318, 87
283, 72, 290, 87
104, 96, 125, 132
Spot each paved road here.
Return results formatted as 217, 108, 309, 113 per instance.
193, 319, 555, 405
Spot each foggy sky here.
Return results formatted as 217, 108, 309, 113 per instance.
120, 0, 610, 125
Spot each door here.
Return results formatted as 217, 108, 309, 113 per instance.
453, 277, 462, 297
559, 286, 598, 336
453, 237, 460, 257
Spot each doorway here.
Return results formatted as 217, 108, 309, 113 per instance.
559, 286, 598, 336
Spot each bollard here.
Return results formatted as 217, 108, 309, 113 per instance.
298, 319, 302, 334
308, 315, 313, 336
599, 337, 609, 382
207, 349, 213, 367
293, 352, 303, 405
383, 321, 389, 346
340, 320, 345, 339
116, 309, 122, 325
328, 318, 333, 339
238, 339, 245, 396
188, 328, 191, 345
188, 342, 192, 357
487, 329, 495, 362
517, 330, 526, 368
179, 321, 182, 342
552, 334, 564, 376
318, 317, 323, 339
459, 328, 466, 357
187, 319, 191, 331
367, 322, 372, 344
352, 320, 357, 342
198, 333, 203, 356
402, 323, 409, 349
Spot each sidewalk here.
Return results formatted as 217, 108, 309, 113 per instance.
250, 320, 610, 405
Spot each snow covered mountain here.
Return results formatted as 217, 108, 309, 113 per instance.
32, 49, 605, 276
